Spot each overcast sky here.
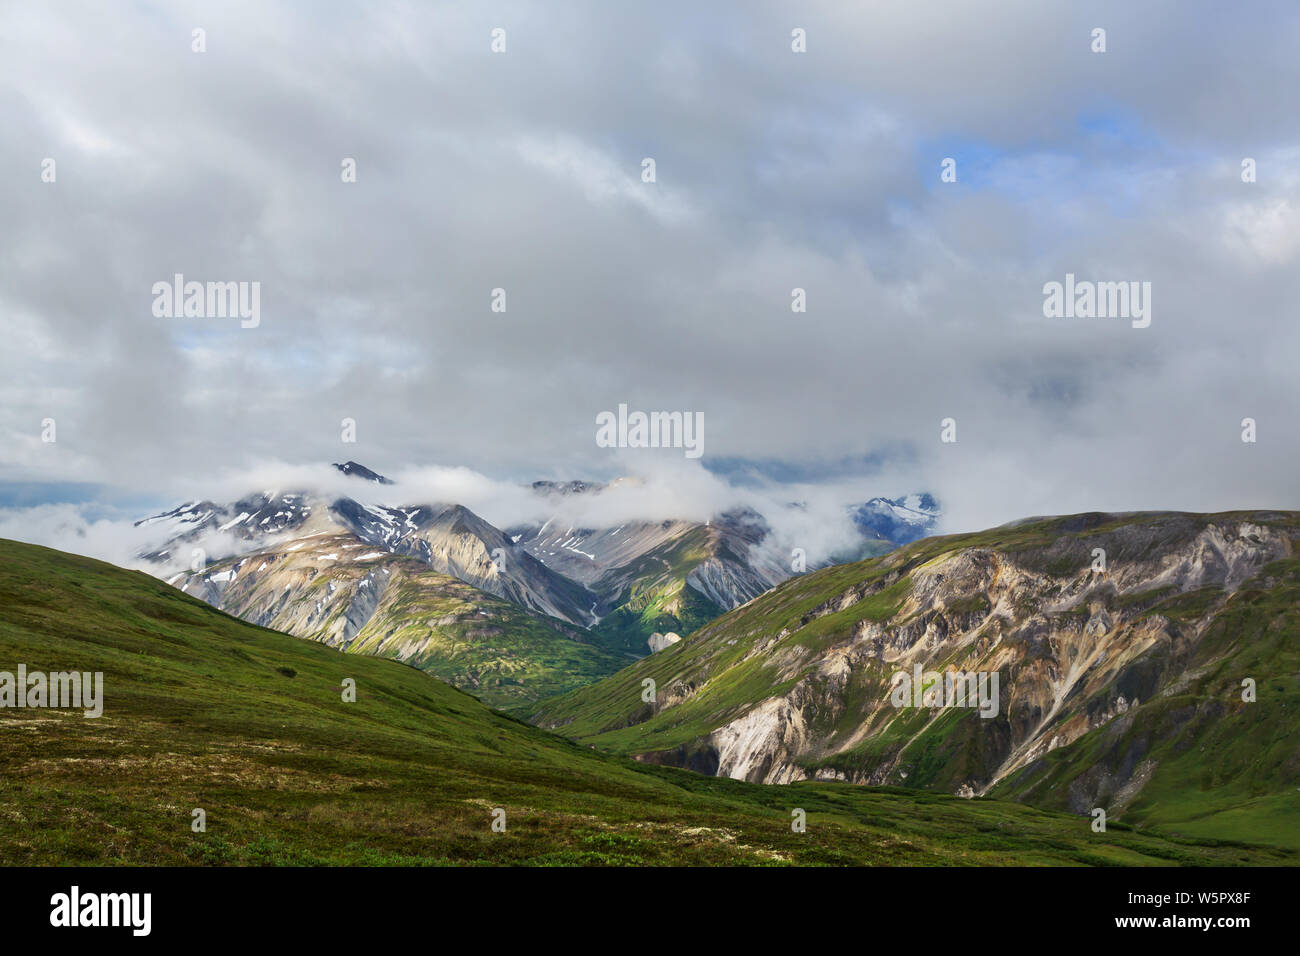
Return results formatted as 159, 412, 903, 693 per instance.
3, 0, 1299, 545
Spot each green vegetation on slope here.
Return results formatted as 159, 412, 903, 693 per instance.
587, 583, 723, 660
586, 527, 728, 658
347, 572, 627, 708
0, 538, 1283, 866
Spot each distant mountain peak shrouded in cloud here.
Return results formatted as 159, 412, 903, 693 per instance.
851, 494, 941, 546
334, 461, 394, 485
531, 479, 605, 497
110, 459, 941, 662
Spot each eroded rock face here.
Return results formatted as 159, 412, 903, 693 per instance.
555, 513, 1297, 813
712, 696, 812, 784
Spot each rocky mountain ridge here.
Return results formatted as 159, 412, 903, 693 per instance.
527, 511, 1300, 842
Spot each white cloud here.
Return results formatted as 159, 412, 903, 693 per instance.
1, 0, 1297, 532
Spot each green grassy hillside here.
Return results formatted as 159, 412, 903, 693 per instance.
0, 537, 1284, 865
527, 512, 1300, 853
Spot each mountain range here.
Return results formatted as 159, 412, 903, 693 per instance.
1, 535, 1281, 866
136, 462, 938, 706
119, 462, 1299, 853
